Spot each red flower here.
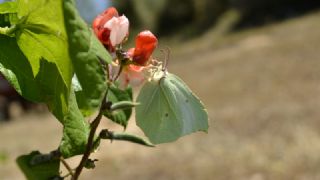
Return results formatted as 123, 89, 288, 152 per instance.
92, 7, 118, 34
130, 30, 158, 66
92, 7, 123, 52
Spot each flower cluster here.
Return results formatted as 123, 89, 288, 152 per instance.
93, 7, 158, 88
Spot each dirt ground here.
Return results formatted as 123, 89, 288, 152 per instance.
1, 11, 320, 180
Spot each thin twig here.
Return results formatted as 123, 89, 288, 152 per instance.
113, 65, 123, 82
63, 172, 73, 179
60, 157, 74, 178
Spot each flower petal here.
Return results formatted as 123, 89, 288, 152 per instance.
104, 15, 129, 46
132, 30, 158, 66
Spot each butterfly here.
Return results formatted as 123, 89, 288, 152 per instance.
136, 71, 209, 144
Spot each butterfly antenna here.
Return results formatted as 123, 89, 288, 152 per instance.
160, 47, 171, 72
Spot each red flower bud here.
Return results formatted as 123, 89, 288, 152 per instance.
131, 30, 158, 66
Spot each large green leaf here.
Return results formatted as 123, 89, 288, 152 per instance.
136, 73, 209, 144
59, 91, 90, 158
104, 85, 133, 128
1, 0, 74, 121
15, 0, 72, 90
0, 34, 69, 124
63, 0, 112, 117
16, 151, 60, 180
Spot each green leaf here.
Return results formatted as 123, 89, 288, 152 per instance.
0, 2, 18, 35
104, 85, 133, 128
0, 35, 43, 101
63, 0, 112, 117
136, 73, 209, 144
72, 75, 93, 117
15, 0, 73, 91
35, 59, 70, 122
0, 0, 91, 159
6, 0, 74, 123
59, 91, 90, 158
32, 62, 90, 159
6, 56, 87, 158
91, 33, 112, 64
0, 38, 69, 122
84, 159, 98, 169
0, 35, 70, 124
16, 151, 60, 180
0, 1, 17, 14
1, 0, 80, 121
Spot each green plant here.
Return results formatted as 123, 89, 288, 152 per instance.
0, 0, 208, 179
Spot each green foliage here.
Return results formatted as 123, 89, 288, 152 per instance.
0, 35, 70, 124
0, 1, 18, 35
73, 75, 93, 117
136, 73, 208, 144
104, 85, 133, 128
16, 151, 60, 180
0, 0, 101, 159
36, 60, 70, 122
84, 159, 98, 169
59, 91, 90, 158
0, 0, 73, 122
0, 35, 42, 101
0, 1, 17, 14
0, 0, 209, 178
63, 0, 111, 117
0, 0, 18, 27
15, 0, 72, 88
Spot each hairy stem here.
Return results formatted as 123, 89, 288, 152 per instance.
72, 88, 109, 180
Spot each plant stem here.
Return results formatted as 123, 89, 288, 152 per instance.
72, 89, 109, 180
73, 54, 123, 179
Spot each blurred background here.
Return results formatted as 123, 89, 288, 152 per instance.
1, 0, 320, 179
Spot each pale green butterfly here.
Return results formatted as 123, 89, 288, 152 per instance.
135, 57, 209, 144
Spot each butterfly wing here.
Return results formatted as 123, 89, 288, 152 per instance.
136, 73, 208, 144
162, 73, 208, 135
136, 78, 182, 144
